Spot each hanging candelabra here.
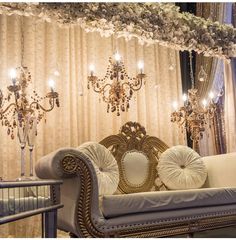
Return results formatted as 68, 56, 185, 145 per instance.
171, 51, 216, 153
87, 52, 146, 116
0, 18, 60, 180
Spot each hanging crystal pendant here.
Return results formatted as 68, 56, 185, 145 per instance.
198, 66, 207, 82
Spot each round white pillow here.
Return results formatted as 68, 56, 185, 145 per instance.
158, 145, 207, 190
78, 142, 119, 195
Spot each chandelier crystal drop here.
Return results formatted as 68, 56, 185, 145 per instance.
170, 51, 217, 153
87, 53, 146, 116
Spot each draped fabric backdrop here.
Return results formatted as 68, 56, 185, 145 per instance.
223, 3, 236, 153
196, 3, 229, 156
224, 60, 236, 153
0, 15, 184, 237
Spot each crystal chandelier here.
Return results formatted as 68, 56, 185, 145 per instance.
171, 51, 216, 153
0, 19, 60, 179
87, 52, 146, 116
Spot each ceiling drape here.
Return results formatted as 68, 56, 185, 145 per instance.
0, 14, 184, 237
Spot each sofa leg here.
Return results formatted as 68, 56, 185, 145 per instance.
187, 232, 194, 238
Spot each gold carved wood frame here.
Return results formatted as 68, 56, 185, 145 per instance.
100, 121, 169, 194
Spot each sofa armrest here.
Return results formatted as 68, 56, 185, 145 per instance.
35, 148, 106, 237
35, 147, 85, 179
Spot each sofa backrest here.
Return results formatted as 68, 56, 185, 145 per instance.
203, 152, 236, 188
100, 121, 169, 194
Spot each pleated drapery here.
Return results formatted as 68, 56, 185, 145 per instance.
0, 15, 184, 237
224, 59, 236, 153
221, 3, 236, 154
195, 3, 230, 156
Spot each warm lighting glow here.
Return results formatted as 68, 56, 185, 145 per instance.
202, 99, 207, 108
48, 79, 55, 91
209, 91, 214, 99
54, 70, 60, 76
182, 94, 187, 102
87, 55, 146, 116
0, 66, 60, 179
114, 52, 121, 62
138, 61, 144, 72
9, 68, 17, 84
172, 101, 178, 111
171, 51, 217, 153
89, 64, 95, 73
198, 66, 207, 82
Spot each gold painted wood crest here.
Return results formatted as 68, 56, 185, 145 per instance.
100, 121, 169, 193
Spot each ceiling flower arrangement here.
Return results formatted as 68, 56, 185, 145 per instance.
0, 3, 235, 59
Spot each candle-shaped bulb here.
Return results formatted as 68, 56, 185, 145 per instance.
172, 101, 178, 111
114, 52, 121, 62
9, 68, 17, 85
209, 91, 214, 100
182, 93, 187, 102
89, 64, 95, 75
138, 61, 144, 73
48, 79, 55, 92
202, 99, 207, 108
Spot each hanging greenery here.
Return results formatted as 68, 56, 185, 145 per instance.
0, 3, 235, 59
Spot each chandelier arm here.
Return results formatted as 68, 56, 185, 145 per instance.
30, 100, 55, 113
0, 103, 17, 115
92, 83, 112, 93
122, 79, 143, 92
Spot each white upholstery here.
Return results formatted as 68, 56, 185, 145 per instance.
36, 146, 236, 236
203, 152, 236, 188
101, 187, 236, 219
158, 145, 207, 190
122, 150, 149, 186
78, 142, 119, 195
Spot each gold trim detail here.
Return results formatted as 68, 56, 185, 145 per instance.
100, 121, 169, 193
60, 153, 236, 238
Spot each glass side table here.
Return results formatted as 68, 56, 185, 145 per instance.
0, 179, 63, 238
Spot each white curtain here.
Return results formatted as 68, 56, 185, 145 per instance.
224, 60, 236, 153
197, 3, 230, 157
0, 15, 184, 237
222, 3, 236, 153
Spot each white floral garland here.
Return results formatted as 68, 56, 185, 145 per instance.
0, 3, 235, 59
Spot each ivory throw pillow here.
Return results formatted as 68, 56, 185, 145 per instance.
78, 142, 119, 195
158, 145, 207, 190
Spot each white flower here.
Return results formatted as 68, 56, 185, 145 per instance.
0, 2, 234, 59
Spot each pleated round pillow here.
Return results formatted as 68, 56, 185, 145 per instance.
78, 142, 119, 195
158, 145, 207, 190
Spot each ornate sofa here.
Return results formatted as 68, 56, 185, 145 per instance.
35, 122, 236, 237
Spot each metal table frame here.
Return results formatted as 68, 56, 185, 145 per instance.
0, 179, 63, 238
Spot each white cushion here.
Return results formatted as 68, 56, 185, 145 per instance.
78, 142, 119, 195
101, 187, 236, 218
158, 145, 207, 190
203, 152, 236, 188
